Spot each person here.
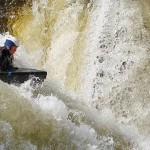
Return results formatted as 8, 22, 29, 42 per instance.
0, 36, 19, 71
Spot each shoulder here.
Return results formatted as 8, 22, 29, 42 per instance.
0, 47, 4, 51
0, 48, 10, 56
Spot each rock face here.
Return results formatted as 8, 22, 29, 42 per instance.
7, 1, 150, 117
86, 0, 150, 128
1, 0, 150, 149
0, 0, 30, 33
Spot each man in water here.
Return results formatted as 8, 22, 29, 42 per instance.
0, 36, 19, 71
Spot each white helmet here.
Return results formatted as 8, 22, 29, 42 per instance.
0, 37, 5, 47
6, 36, 20, 47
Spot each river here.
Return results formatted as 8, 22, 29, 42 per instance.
1, 0, 150, 149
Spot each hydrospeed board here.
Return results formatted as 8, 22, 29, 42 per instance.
0, 68, 47, 84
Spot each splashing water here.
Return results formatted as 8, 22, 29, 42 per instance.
1, 0, 150, 149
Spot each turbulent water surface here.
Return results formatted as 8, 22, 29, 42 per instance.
1, 0, 150, 149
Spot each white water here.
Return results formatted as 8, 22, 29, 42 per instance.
1, 0, 150, 149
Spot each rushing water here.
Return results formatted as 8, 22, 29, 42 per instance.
1, 0, 150, 149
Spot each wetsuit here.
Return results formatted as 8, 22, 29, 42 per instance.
0, 47, 13, 71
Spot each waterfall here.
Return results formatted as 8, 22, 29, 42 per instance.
1, 0, 150, 149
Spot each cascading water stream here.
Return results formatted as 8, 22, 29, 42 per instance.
1, 0, 150, 149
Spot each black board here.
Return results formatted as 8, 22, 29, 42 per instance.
0, 68, 47, 84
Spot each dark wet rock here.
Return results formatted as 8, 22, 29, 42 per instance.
0, 0, 31, 33
99, 57, 104, 63
119, 61, 127, 74
96, 56, 104, 63
100, 44, 107, 49
97, 70, 105, 77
